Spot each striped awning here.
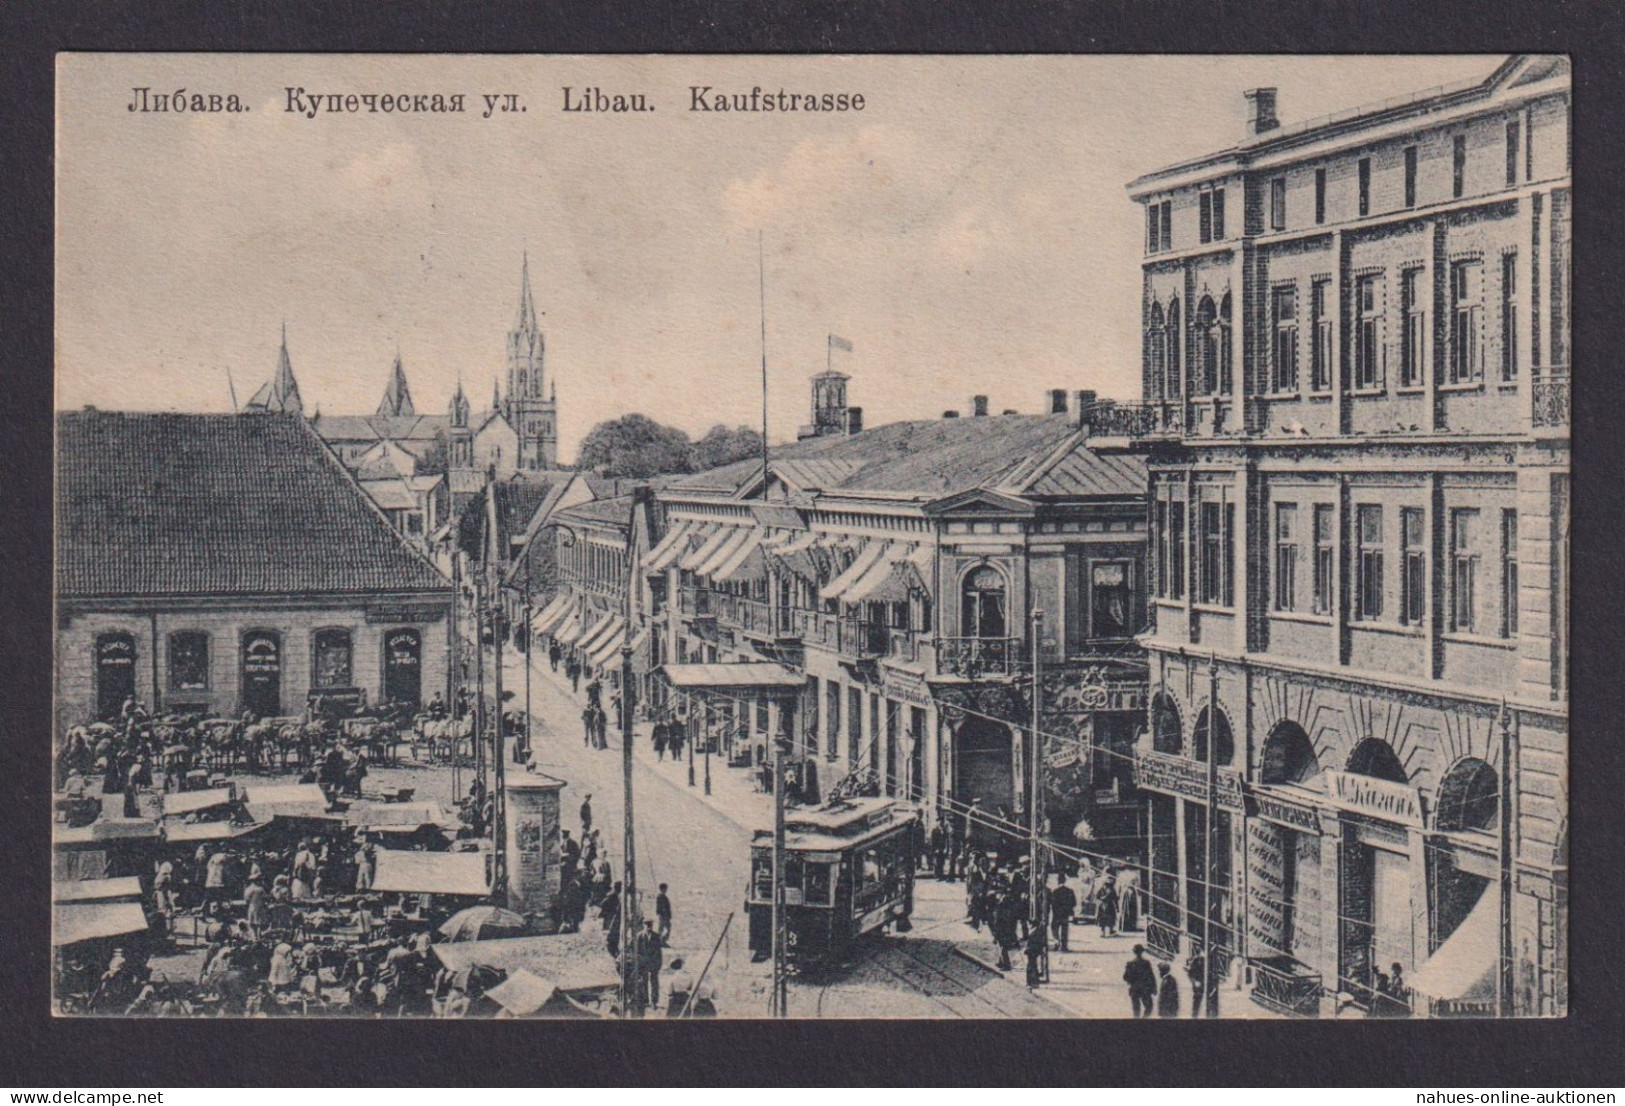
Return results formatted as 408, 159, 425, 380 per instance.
765, 532, 824, 583
626, 624, 651, 653
644, 520, 698, 573
576, 613, 619, 654
845, 544, 933, 605
553, 612, 584, 646
713, 530, 767, 583
588, 622, 628, 668
695, 527, 753, 577
679, 525, 734, 572
819, 541, 888, 603
532, 593, 573, 635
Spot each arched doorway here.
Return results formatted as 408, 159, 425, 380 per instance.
1255, 722, 1325, 975
383, 628, 423, 709
1340, 737, 1415, 1008
955, 714, 1014, 851
1429, 756, 1499, 992
1261, 721, 1320, 786
95, 632, 137, 721
1192, 705, 1236, 766
240, 630, 282, 718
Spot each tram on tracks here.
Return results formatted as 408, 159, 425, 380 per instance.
745, 797, 918, 966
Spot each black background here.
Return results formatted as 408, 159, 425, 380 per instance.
2, 0, 1621, 1088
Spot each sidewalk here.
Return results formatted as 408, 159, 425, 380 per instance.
904, 877, 1284, 1020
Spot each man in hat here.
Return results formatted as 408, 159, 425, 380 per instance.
1123, 943, 1157, 1018
635, 918, 664, 1012
580, 794, 594, 836
1048, 874, 1078, 952
1156, 961, 1181, 1017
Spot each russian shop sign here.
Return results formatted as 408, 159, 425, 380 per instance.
1322, 770, 1424, 827
1134, 750, 1244, 812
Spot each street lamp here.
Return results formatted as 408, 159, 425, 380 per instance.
1029, 608, 1047, 987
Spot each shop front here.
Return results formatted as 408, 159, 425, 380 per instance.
1245, 787, 1326, 1016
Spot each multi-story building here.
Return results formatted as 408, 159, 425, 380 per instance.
636, 381, 1150, 856
1091, 55, 1568, 1016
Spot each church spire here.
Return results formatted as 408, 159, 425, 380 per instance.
251, 323, 305, 415
376, 351, 417, 417
516, 251, 537, 333
492, 377, 503, 416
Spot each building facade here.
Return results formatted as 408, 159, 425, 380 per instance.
1093, 55, 1569, 1017
56, 411, 453, 730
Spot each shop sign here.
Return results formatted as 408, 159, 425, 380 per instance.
1247, 821, 1289, 956
1323, 770, 1423, 827
880, 667, 933, 706
367, 605, 448, 624
1134, 750, 1244, 811
1249, 789, 1323, 834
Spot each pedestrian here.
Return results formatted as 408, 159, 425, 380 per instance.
549, 640, 561, 672
204, 848, 230, 907
601, 881, 623, 957
991, 892, 1020, 971
1156, 961, 1180, 1017
582, 706, 595, 747
1096, 877, 1120, 937
636, 919, 664, 1011
966, 859, 987, 930
586, 678, 602, 711
1049, 875, 1077, 952
580, 794, 593, 836
654, 722, 668, 761
244, 878, 269, 938
1185, 947, 1208, 1019
561, 830, 580, 877
929, 821, 947, 880
1118, 867, 1142, 931
668, 725, 684, 761
1123, 943, 1157, 1018
291, 839, 317, 901
656, 883, 673, 946
593, 706, 609, 750
569, 659, 581, 695
1024, 922, 1046, 987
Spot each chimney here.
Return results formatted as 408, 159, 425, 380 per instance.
1048, 389, 1068, 414
1002, 409, 1019, 416
943, 410, 960, 419
1243, 88, 1279, 137
972, 395, 989, 418
846, 407, 864, 435
1072, 390, 1098, 426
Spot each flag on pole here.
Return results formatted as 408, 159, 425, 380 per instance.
828, 334, 854, 353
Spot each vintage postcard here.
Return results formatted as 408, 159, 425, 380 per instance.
53, 52, 1569, 1020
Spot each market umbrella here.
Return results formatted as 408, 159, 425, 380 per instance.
438, 905, 530, 943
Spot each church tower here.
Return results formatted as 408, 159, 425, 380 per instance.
376, 352, 417, 417
504, 254, 559, 470
446, 379, 474, 470
245, 324, 305, 415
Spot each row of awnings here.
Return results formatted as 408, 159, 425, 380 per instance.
821, 541, 933, 605
647, 522, 931, 603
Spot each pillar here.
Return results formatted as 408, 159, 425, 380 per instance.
506, 773, 564, 927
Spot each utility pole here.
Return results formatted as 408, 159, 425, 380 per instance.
1204, 651, 1218, 1018
1499, 698, 1517, 1017
1029, 608, 1047, 985
770, 693, 790, 1017
490, 533, 507, 897
474, 573, 487, 810
524, 559, 533, 767
619, 490, 643, 1018
449, 551, 461, 801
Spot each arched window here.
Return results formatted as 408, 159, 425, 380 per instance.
1346, 737, 1409, 784
1152, 692, 1183, 755
1148, 302, 1167, 400
961, 566, 1007, 639
1218, 292, 1234, 394
1165, 297, 1183, 399
1436, 757, 1498, 833
1193, 296, 1218, 396
168, 630, 210, 692
1192, 705, 1235, 767
312, 628, 354, 689
1261, 721, 1320, 786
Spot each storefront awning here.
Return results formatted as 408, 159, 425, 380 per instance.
694, 527, 753, 578
532, 593, 573, 635
660, 663, 805, 691
679, 525, 735, 573
161, 788, 237, 819
371, 849, 491, 897
819, 541, 888, 602
626, 625, 651, 654
764, 532, 823, 583
587, 619, 628, 668
54, 901, 150, 947
712, 530, 767, 583
576, 613, 619, 654
644, 520, 697, 574
1409, 883, 1500, 1002
553, 612, 584, 646
843, 543, 932, 605
54, 877, 143, 904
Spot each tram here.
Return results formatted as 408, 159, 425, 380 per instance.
745, 797, 918, 966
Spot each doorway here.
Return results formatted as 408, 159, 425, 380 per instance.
383, 628, 422, 709
95, 632, 137, 720
240, 630, 282, 717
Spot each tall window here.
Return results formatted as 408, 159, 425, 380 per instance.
1218, 293, 1234, 394
1313, 505, 1335, 615
1165, 298, 1182, 399
312, 628, 354, 688
1270, 177, 1286, 231
1163, 499, 1186, 601
1401, 507, 1426, 626
1501, 509, 1519, 638
1501, 252, 1519, 381
1272, 285, 1299, 393
825, 678, 841, 760
1314, 167, 1327, 224
168, 631, 209, 692
1452, 134, 1467, 198
1148, 302, 1167, 399
1194, 296, 1218, 395
1274, 504, 1298, 612
1356, 505, 1384, 620
1091, 562, 1132, 638
847, 687, 862, 767
1199, 189, 1226, 243
1147, 204, 1159, 252
1404, 146, 1418, 208
1449, 260, 1483, 384
1199, 498, 1233, 606
1451, 508, 1479, 632
1401, 268, 1426, 388
961, 567, 1007, 639
1506, 120, 1521, 187
1311, 279, 1333, 392
1354, 274, 1384, 390
1358, 158, 1371, 216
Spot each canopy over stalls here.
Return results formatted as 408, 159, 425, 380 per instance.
430, 935, 620, 994
643, 520, 699, 574
344, 801, 454, 835
1409, 883, 1500, 1002
820, 541, 888, 602
54, 901, 150, 947
162, 820, 254, 845
54, 877, 143, 904
660, 663, 806, 692
160, 788, 238, 819
371, 849, 491, 897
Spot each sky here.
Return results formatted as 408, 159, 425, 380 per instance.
56, 53, 1500, 460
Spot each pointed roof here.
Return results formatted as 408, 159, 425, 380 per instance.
248, 325, 304, 415
448, 379, 471, 427
376, 353, 417, 418
515, 253, 538, 334
492, 378, 503, 413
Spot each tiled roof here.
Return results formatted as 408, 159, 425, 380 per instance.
312, 413, 449, 443
1021, 444, 1146, 499
57, 411, 449, 598
555, 495, 634, 530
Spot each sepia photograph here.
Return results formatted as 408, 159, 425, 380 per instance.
51, 51, 1570, 1022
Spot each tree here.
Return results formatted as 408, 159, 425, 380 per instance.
575, 414, 695, 479
692, 424, 765, 471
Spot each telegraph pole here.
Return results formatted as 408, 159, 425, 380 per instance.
489, 526, 507, 896
448, 552, 461, 801
1204, 651, 1218, 1018
1029, 608, 1047, 985
770, 694, 790, 1017
620, 639, 639, 1016
1499, 698, 1517, 1017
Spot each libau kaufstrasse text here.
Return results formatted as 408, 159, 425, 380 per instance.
561, 86, 865, 113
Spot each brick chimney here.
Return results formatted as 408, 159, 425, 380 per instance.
1072, 390, 1097, 425
846, 407, 864, 434
972, 395, 989, 417
1048, 389, 1068, 414
1244, 88, 1279, 137
943, 410, 960, 419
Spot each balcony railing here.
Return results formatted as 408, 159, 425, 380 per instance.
1145, 918, 1181, 961
1081, 401, 1186, 441
1250, 958, 1324, 1018
677, 587, 714, 618
1531, 367, 1571, 429
836, 617, 889, 658
935, 636, 1024, 679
